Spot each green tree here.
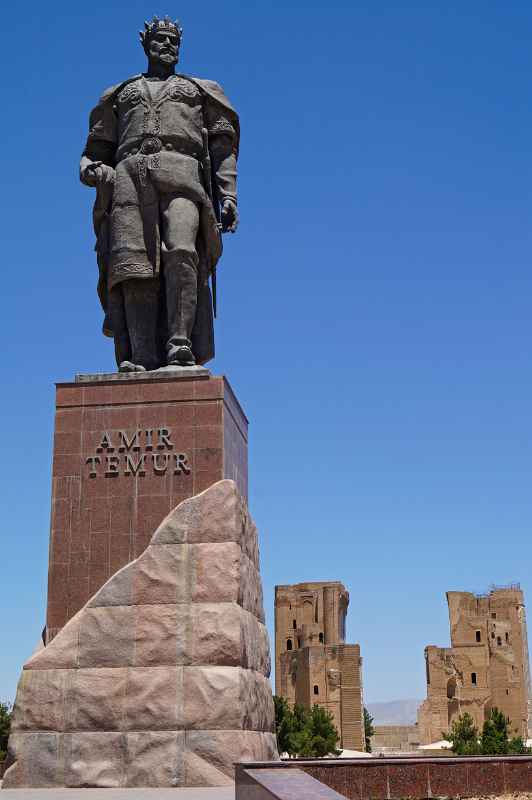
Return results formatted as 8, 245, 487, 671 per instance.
0, 702, 12, 761
288, 703, 312, 757
273, 695, 295, 756
444, 712, 481, 755
508, 736, 531, 754
364, 707, 375, 753
272, 698, 340, 757
307, 704, 341, 757
481, 708, 510, 755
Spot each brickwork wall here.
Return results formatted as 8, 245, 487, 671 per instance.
46, 373, 247, 641
236, 756, 532, 800
371, 725, 420, 753
275, 582, 364, 751
418, 587, 531, 743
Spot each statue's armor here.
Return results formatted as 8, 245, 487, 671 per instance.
81, 72, 239, 367
115, 76, 219, 162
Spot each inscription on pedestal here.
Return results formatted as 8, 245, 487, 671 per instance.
85, 428, 191, 477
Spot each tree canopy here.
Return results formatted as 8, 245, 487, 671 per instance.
0, 702, 12, 761
273, 696, 341, 758
445, 708, 531, 757
364, 707, 375, 753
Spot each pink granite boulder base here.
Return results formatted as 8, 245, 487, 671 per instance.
3, 480, 278, 788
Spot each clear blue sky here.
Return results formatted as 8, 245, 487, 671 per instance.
1, 0, 532, 708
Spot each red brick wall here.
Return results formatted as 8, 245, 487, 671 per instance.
46, 373, 247, 641
237, 756, 532, 799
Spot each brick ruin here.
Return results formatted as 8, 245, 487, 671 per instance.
418, 586, 532, 744
274, 581, 365, 751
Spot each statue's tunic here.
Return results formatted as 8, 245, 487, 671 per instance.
82, 74, 239, 364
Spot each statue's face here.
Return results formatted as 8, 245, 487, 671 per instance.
147, 30, 180, 66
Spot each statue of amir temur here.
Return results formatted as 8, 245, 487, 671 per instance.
80, 15, 239, 371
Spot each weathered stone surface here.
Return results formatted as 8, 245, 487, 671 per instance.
133, 543, 188, 605
5, 480, 277, 788
89, 565, 133, 608
133, 603, 181, 667
240, 610, 271, 675
124, 666, 183, 731
152, 479, 248, 550
66, 668, 127, 732
185, 730, 278, 781
24, 618, 80, 670
239, 550, 265, 622
5, 732, 61, 787
13, 669, 68, 732
191, 542, 241, 604
78, 606, 136, 668
65, 732, 127, 788
125, 731, 185, 787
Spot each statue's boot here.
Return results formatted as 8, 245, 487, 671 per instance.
163, 246, 198, 367
120, 279, 160, 371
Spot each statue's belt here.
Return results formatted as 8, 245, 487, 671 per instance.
118, 136, 202, 162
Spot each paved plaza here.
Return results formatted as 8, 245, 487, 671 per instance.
0, 787, 234, 800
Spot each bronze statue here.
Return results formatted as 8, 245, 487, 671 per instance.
80, 16, 239, 371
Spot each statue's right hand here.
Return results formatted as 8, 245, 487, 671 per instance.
81, 161, 115, 188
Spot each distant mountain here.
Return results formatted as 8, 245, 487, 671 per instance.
366, 699, 423, 726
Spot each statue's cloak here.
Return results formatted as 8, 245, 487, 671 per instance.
87, 74, 239, 365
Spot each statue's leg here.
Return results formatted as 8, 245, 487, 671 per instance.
108, 284, 133, 371
121, 278, 160, 371
160, 196, 200, 366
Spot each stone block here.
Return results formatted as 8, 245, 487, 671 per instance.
186, 730, 278, 781
2, 732, 61, 788
183, 666, 242, 730
132, 543, 188, 605
242, 516, 260, 568
14, 669, 68, 732
124, 666, 183, 730
24, 617, 80, 670
66, 668, 127, 732
360, 765, 388, 800
240, 669, 276, 732
387, 762, 428, 799
65, 732, 127, 788
8, 479, 277, 787
239, 551, 265, 621
89, 562, 133, 607
133, 603, 181, 666
153, 479, 244, 546
240, 610, 271, 676
191, 542, 241, 603
184, 749, 235, 787
126, 731, 185, 787
429, 761, 469, 798
189, 602, 241, 666
468, 760, 505, 797
78, 606, 135, 667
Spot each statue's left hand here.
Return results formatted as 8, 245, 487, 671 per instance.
81, 160, 116, 188
221, 198, 239, 233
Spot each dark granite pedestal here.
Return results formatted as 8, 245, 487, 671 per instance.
46, 369, 248, 641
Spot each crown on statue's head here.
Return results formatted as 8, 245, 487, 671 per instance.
139, 15, 183, 48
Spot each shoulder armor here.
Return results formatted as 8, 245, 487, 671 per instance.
98, 75, 142, 105
199, 79, 224, 93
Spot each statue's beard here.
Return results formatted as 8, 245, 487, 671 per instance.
154, 51, 178, 66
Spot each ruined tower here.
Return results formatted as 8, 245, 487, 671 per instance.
417, 586, 531, 744
275, 581, 365, 751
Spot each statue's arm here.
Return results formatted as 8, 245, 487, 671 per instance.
80, 90, 118, 188
205, 96, 239, 233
